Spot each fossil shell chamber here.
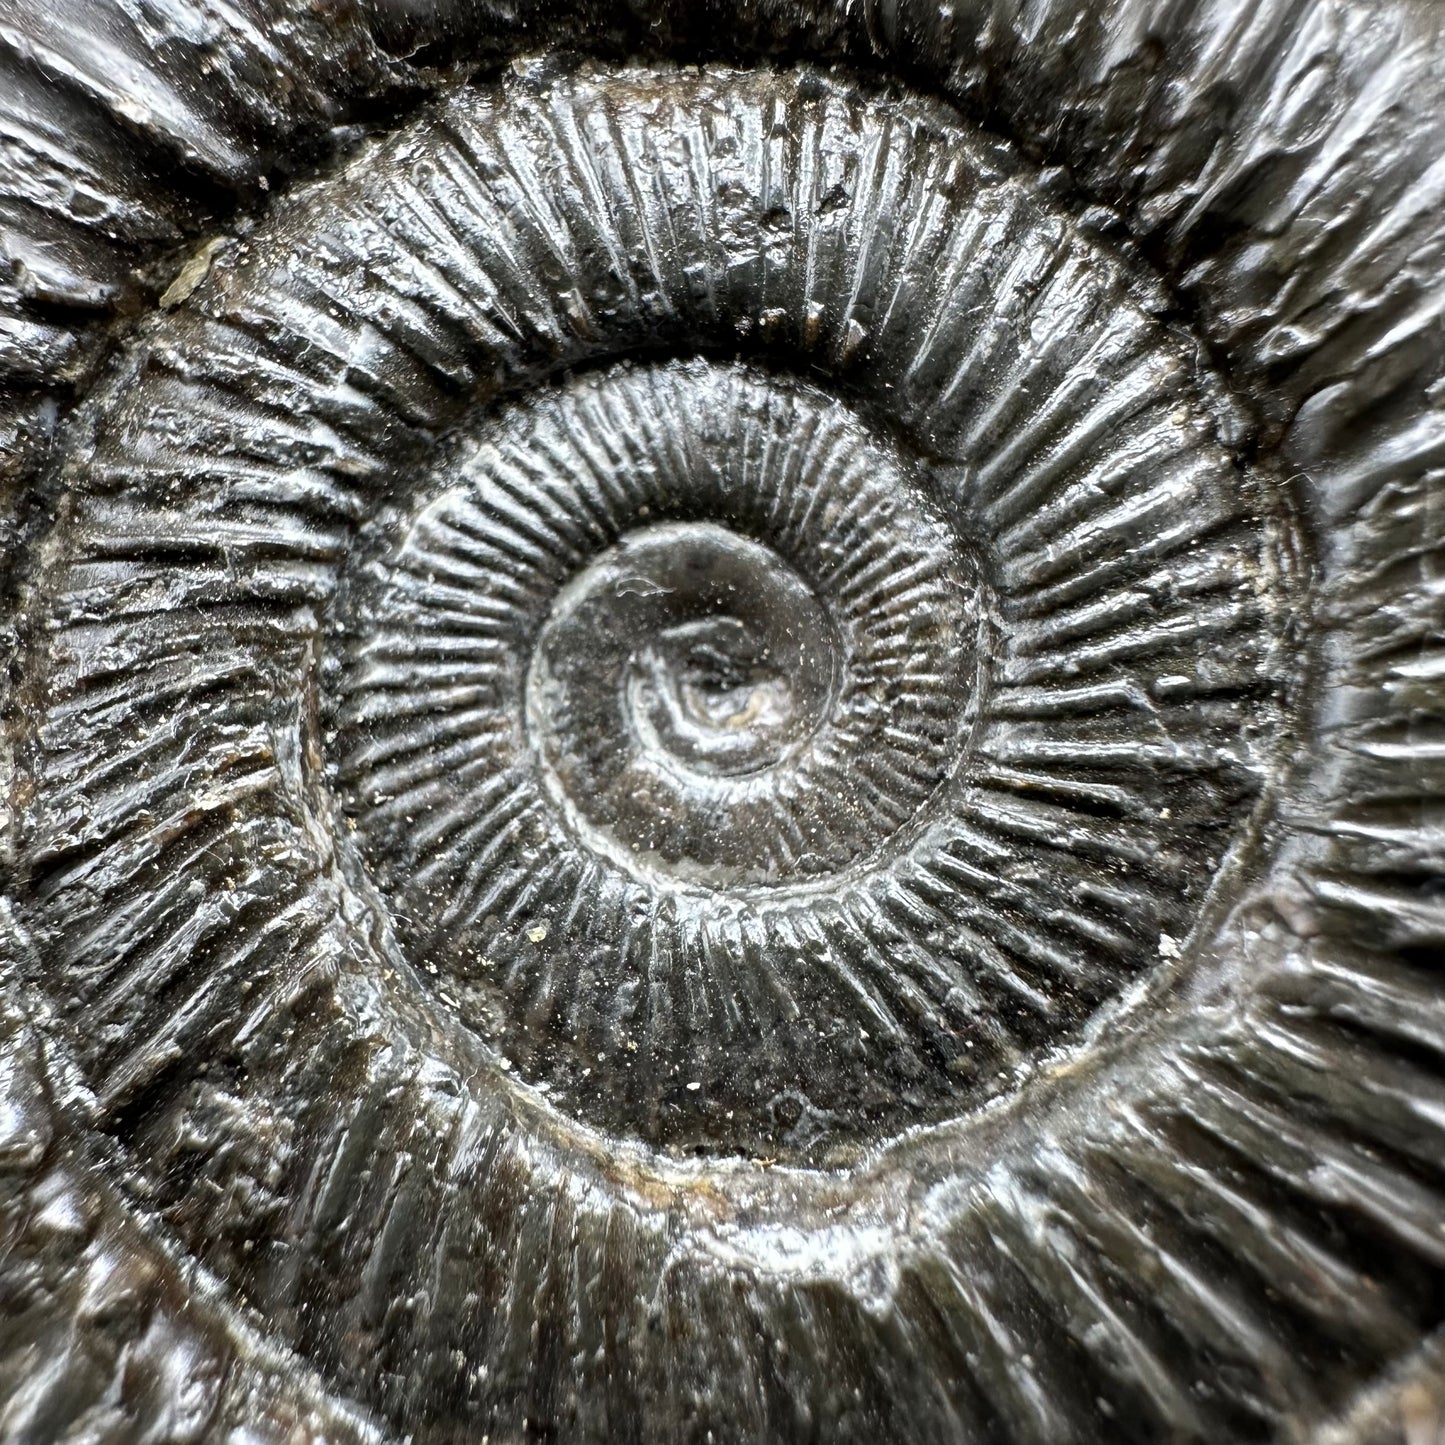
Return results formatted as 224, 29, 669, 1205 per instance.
1, 5, 1442, 1444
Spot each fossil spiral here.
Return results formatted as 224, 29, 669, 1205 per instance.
1, 3, 1443, 1443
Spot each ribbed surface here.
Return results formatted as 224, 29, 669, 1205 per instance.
0, 5, 1439, 1443
334, 360, 983, 1151
26, 72, 1286, 1167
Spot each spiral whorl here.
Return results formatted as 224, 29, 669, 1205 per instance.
18, 65, 1294, 1163
332, 358, 986, 1147
6, 12, 1441, 1442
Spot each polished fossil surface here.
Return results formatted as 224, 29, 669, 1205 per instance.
1, 2, 1443, 1442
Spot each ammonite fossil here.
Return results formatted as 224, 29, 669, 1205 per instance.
1, 2, 1442, 1442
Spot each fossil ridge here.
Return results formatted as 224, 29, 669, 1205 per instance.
1, 3, 1443, 1443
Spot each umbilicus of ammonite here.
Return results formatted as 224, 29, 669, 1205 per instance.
1, 1, 1443, 1441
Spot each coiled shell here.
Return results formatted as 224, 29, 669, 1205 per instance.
1, 5, 1443, 1443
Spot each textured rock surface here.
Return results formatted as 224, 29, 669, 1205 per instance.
1, 2, 1443, 1442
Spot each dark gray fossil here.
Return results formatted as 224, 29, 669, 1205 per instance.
1, 2, 1443, 1442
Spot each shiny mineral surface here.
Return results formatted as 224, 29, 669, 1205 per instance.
1, 2, 1443, 1442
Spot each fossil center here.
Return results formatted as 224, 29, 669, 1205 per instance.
529, 523, 844, 875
